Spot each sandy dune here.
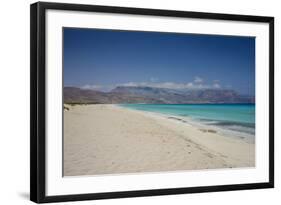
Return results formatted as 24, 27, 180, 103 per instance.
63, 104, 255, 176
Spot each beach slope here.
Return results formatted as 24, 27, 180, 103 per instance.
64, 104, 254, 176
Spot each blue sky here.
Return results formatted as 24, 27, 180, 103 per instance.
64, 28, 255, 95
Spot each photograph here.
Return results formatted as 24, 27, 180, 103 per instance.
63, 28, 256, 177
30, 2, 274, 202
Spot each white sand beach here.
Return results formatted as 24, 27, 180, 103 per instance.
63, 104, 255, 176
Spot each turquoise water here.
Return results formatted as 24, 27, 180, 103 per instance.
120, 104, 255, 135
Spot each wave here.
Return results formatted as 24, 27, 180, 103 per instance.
196, 118, 255, 135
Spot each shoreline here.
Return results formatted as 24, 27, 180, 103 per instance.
64, 104, 255, 176
117, 104, 255, 143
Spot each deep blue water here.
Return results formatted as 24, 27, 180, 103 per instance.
120, 104, 255, 135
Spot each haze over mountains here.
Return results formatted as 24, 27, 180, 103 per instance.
64, 86, 255, 104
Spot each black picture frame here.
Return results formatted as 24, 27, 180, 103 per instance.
30, 1, 274, 203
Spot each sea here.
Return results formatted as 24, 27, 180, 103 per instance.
120, 104, 255, 138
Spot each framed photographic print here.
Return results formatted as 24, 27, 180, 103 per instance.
30, 2, 274, 203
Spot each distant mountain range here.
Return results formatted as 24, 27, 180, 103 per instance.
64, 86, 255, 104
